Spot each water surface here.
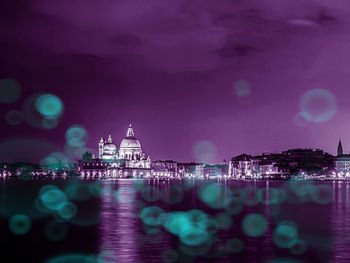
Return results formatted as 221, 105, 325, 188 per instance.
0, 178, 349, 263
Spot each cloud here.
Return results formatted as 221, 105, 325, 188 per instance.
216, 44, 258, 58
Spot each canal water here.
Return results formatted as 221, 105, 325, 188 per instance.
0, 178, 349, 263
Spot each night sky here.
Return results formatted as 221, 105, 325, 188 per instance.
1, 0, 350, 163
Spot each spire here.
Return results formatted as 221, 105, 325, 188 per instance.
108, 134, 112, 143
126, 124, 135, 137
338, 138, 343, 156
99, 137, 104, 143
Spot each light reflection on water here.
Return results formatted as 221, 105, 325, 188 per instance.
331, 181, 350, 263
99, 181, 138, 263
2, 179, 350, 262
94, 180, 346, 263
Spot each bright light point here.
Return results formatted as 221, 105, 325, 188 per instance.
179, 226, 209, 246
65, 125, 89, 147
273, 221, 298, 248
242, 213, 267, 237
299, 89, 337, 123
139, 206, 164, 226
35, 94, 64, 118
9, 214, 31, 235
40, 188, 67, 210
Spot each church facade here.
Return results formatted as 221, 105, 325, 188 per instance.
79, 124, 151, 178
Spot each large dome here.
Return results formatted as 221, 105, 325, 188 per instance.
120, 137, 141, 149
120, 124, 142, 149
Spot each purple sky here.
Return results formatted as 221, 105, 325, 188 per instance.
1, 0, 350, 163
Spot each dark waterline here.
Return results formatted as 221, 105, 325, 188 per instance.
1, 179, 349, 263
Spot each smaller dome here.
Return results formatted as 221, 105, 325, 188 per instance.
104, 143, 117, 151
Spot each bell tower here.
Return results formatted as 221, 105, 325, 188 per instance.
99, 137, 104, 159
338, 138, 343, 156
126, 124, 135, 137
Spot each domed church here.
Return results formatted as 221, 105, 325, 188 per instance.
99, 134, 118, 160
119, 124, 143, 159
94, 124, 151, 178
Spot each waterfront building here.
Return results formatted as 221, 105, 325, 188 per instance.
334, 139, 350, 176
204, 163, 228, 179
281, 148, 328, 174
151, 160, 178, 178
79, 124, 151, 178
278, 148, 332, 176
228, 148, 333, 179
177, 162, 205, 178
335, 155, 350, 175
258, 160, 290, 179
78, 152, 108, 171
229, 154, 259, 179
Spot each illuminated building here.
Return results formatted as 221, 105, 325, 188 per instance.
228, 149, 330, 179
151, 160, 178, 178
99, 135, 117, 160
79, 124, 151, 178
177, 162, 204, 178
335, 139, 350, 176
204, 163, 228, 179
335, 155, 350, 174
229, 154, 258, 179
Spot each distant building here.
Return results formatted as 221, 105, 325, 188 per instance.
204, 163, 228, 179
79, 124, 151, 178
229, 153, 290, 179
151, 160, 178, 178
177, 162, 204, 178
335, 155, 350, 174
228, 148, 333, 179
335, 138, 350, 175
281, 148, 332, 175
78, 152, 108, 171
229, 154, 256, 179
